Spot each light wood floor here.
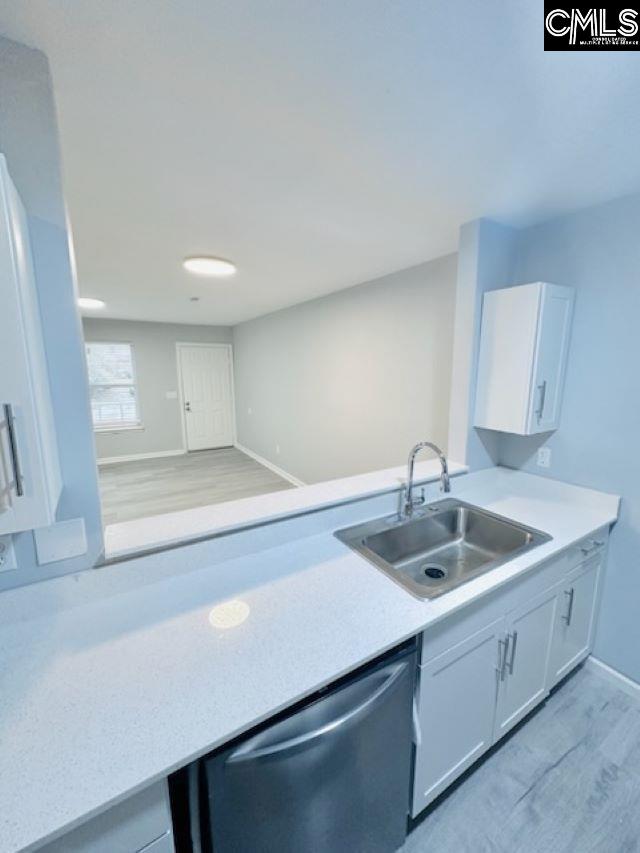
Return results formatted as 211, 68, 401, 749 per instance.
403, 665, 640, 852
98, 447, 294, 525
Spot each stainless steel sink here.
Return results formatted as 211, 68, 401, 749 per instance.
335, 498, 551, 600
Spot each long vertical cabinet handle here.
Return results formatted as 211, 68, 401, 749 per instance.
562, 588, 575, 625
498, 635, 511, 682
3, 404, 24, 497
535, 381, 547, 422
508, 631, 518, 675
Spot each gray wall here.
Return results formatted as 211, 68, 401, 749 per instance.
82, 319, 232, 460
491, 194, 640, 684
233, 255, 457, 484
0, 37, 103, 591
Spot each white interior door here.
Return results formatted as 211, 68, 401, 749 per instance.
178, 344, 234, 451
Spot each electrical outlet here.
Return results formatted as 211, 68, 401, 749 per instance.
537, 447, 552, 468
0, 535, 17, 571
275, 444, 280, 455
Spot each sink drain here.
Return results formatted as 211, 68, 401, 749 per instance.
422, 563, 447, 580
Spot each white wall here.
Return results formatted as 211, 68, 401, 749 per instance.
233, 255, 457, 484
82, 318, 232, 460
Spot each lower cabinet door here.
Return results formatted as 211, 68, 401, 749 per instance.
493, 587, 557, 741
37, 781, 174, 853
412, 618, 503, 817
549, 556, 601, 686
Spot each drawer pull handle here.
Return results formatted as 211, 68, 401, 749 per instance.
563, 587, 575, 626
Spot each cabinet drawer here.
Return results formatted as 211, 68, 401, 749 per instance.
37, 780, 172, 853
564, 529, 608, 571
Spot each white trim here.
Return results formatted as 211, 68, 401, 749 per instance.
585, 655, 640, 701
97, 449, 186, 466
235, 442, 305, 487
94, 423, 144, 434
176, 342, 236, 451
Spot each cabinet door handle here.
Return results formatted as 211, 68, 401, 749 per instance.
498, 635, 510, 682
508, 630, 518, 675
2, 404, 24, 497
535, 380, 547, 422
580, 539, 603, 556
562, 587, 575, 626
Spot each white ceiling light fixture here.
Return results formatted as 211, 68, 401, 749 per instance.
78, 297, 106, 310
183, 256, 237, 277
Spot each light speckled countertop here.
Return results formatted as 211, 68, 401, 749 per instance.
0, 468, 619, 852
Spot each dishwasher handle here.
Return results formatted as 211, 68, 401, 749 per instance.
228, 658, 411, 764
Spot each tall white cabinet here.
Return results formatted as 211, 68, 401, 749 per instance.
0, 155, 61, 534
474, 282, 574, 435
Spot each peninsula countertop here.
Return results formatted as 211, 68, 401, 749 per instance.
0, 468, 619, 852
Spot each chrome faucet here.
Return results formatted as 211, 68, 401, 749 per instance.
402, 441, 450, 518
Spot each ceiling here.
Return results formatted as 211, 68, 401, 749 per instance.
1, 1, 640, 325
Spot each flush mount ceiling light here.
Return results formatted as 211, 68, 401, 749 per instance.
183, 256, 237, 277
77, 297, 105, 310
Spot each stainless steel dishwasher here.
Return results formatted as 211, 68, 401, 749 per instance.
187, 641, 417, 853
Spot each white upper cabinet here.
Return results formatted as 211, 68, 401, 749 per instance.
474, 282, 574, 435
0, 155, 61, 534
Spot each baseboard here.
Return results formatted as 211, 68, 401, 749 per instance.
585, 655, 640, 701
97, 449, 186, 466
234, 443, 305, 487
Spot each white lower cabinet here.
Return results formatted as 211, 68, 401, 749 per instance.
548, 555, 601, 686
412, 536, 606, 818
36, 780, 174, 853
412, 618, 502, 815
493, 587, 557, 741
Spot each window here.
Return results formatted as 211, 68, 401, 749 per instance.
85, 342, 141, 430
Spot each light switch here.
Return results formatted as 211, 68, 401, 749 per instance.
34, 518, 87, 565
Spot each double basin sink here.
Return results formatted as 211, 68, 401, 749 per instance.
335, 498, 551, 599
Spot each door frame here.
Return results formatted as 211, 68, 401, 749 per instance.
175, 342, 237, 452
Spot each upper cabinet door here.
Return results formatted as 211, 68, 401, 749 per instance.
526, 284, 574, 434
474, 282, 574, 436
0, 155, 61, 534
